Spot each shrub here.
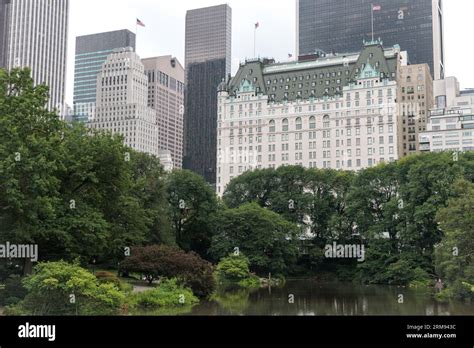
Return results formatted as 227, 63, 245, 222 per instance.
129, 278, 198, 309
216, 254, 252, 282
215, 254, 261, 289
15, 261, 125, 315
119, 245, 215, 298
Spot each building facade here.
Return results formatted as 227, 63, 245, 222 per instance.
158, 150, 174, 172
184, 4, 232, 75
397, 64, 434, 156
142, 56, 185, 168
296, 0, 445, 80
74, 29, 136, 123
0, 0, 69, 113
88, 48, 159, 157
184, 4, 232, 185
420, 78, 474, 153
217, 41, 403, 195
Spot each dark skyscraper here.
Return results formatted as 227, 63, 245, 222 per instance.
184, 4, 232, 185
73, 29, 136, 123
297, 0, 444, 80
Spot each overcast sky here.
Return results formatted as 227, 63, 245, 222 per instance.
66, 0, 474, 105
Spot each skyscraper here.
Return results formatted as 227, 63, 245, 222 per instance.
142, 55, 185, 169
74, 29, 136, 123
296, 0, 444, 80
184, 4, 232, 185
88, 48, 159, 157
0, 0, 69, 113
185, 4, 232, 76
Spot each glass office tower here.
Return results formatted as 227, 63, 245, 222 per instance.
297, 0, 444, 79
73, 29, 136, 123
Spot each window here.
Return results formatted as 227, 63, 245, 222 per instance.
296, 117, 302, 130
269, 120, 275, 133
282, 119, 289, 132
309, 116, 316, 129
323, 115, 330, 128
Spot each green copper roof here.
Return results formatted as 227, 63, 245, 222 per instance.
227, 41, 400, 102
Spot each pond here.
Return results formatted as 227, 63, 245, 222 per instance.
182, 279, 473, 316
2, 280, 471, 316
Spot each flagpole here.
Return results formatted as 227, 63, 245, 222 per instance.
371, 4, 374, 42
254, 26, 256, 58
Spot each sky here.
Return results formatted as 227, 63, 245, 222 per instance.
66, 0, 474, 105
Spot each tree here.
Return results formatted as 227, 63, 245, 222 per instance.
166, 170, 219, 258
222, 168, 279, 208
397, 152, 465, 265
435, 179, 474, 298
0, 68, 172, 267
119, 245, 215, 297
16, 261, 124, 315
0, 68, 66, 272
129, 151, 173, 245
210, 203, 302, 275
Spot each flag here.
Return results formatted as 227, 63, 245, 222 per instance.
255, 22, 259, 29
137, 18, 145, 27
372, 5, 381, 11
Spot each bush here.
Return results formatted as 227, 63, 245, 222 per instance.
15, 261, 125, 315
215, 254, 261, 289
216, 254, 252, 282
119, 245, 215, 298
128, 278, 198, 309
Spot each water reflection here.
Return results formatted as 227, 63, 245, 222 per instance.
187, 280, 474, 316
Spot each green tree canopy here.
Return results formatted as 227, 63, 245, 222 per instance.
210, 203, 302, 275
0, 68, 172, 268
435, 179, 474, 287
166, 170, 219, 258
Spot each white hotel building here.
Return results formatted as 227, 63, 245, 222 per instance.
216, 41, 404, 195
88, 48, 159, 157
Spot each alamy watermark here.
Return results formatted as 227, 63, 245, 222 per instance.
324, 242, 365, 262
0, 242, 38, 262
